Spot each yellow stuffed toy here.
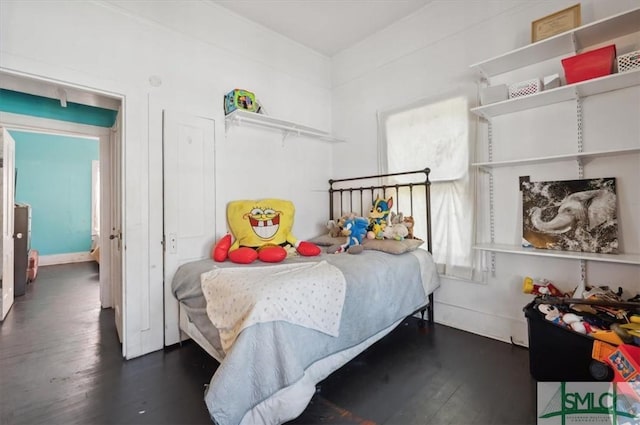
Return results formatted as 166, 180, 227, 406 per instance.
212, 198, 321, 264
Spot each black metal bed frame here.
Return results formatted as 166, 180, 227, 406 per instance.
328, 167, 434, 324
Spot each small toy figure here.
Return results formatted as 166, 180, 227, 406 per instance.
384, 211, 410, 240
610, 352, 634, 378
536, 303, 598, 335
523, 277, 565, 297
328, 216, 369, 254
537, 303, 564, 326
403, 215, 415, 239
368, 195, 393, 239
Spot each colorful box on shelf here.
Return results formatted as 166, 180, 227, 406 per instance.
224, 89, 258, 115
617, 50, 640, 73
508, 78, 542, 99
561, 44, 617, 85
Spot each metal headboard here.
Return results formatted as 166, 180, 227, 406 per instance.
328, 167, 432, 254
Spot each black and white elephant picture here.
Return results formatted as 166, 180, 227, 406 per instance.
521, 177, 618, 254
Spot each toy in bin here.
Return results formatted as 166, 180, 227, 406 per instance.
523, 276, 565, 297
224, 89, 258, 115
606, 344, 640, 382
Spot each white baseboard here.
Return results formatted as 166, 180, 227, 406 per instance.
39, 252, 94, 266
434, 301, 530, 348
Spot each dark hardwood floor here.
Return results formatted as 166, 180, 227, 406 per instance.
0, 262, 536, 425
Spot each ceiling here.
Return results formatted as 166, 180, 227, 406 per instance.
211, 0, 431, 57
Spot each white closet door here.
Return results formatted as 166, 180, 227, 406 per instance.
163, 111, 215, 345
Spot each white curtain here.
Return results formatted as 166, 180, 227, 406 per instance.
379, 94, 478, 279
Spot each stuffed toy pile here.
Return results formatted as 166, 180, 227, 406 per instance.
325, 196, 417, 255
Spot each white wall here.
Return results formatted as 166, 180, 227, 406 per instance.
332, 0, 640, 345
0, 0, 335, 358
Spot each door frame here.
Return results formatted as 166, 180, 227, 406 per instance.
0, 68, 127, 356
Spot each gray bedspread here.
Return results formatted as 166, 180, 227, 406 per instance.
172, 250, 438, 425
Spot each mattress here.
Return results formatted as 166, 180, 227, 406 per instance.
172, 248, 440, 425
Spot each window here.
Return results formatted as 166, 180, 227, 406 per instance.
379, 95, 476, 279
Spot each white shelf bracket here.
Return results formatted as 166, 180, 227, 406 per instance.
281, 129, 294, 145
570, 32, 578, 53
577, 259, 587, 296
225, 115, 239, 135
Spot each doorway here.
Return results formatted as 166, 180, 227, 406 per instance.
9, 130, 100, 265
0, 72, 124, 351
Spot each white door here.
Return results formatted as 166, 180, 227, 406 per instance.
0, 127, 15, 321
163, 110, 215, 346
109, 111, 124, 343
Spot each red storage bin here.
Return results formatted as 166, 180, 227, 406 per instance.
561, 44, 617, 84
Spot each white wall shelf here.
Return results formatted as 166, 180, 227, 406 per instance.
469, 7, 640, 78
472, 147, 640, 169
474, 243, 640, 266
470, 6, 640, 281
225, 109, 345, 143
471, 68, 640, 119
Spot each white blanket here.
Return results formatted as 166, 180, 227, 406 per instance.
201, 261, 346, 353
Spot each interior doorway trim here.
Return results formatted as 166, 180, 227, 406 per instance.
0, 68, 126, 357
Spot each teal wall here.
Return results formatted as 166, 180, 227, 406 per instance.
9, 130, 99, 256
0, 89, 117, 127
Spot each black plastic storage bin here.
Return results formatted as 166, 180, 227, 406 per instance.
524, 301, 613, 381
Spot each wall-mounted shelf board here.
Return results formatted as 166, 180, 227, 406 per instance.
472, 147, 640, 169
474, 243, 640, 265
471, 68, 640, 119
469, 7, 640, 78
225, 109, 345, 143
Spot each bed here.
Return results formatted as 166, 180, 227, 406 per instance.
171, 167, 440, 425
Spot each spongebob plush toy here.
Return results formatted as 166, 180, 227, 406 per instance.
212, 198, 321, 264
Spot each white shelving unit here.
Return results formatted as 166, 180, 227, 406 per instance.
470, 7, 640, 78
225, 109, 345, 143
471, 68, 640, 119
470, 7, 640, 276
472, 147, 640, 170
474, 243, 640, 266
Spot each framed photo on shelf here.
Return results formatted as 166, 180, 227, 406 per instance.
531, 4, 581, 43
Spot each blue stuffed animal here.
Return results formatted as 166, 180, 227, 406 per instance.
329, 216, 369, 254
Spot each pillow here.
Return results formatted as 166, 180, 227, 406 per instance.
362, 238, 424, 254
227, 199, 298, 249
307, 233, 347, 247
